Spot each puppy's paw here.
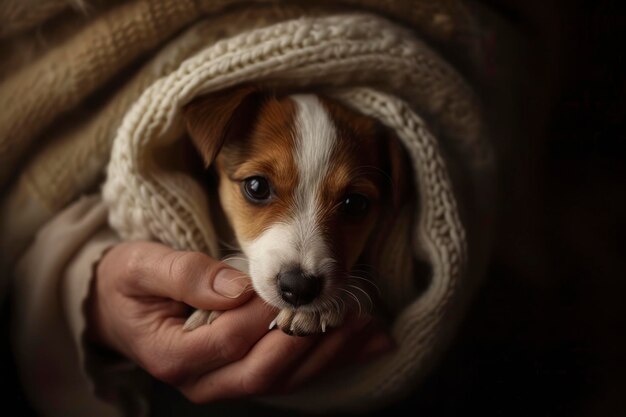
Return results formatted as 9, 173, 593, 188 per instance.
271, 308, 344, 336
183, 309, 222, 331
272, 309, 316, 336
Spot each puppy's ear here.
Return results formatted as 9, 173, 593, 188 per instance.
364, 131, 416, 316
182, 86, 260, 166
385, 131, 412, 210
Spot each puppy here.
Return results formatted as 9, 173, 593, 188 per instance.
181, 86, 408, 335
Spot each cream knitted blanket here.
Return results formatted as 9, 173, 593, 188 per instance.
0, 0, 516, 413
102, 12, 490, 412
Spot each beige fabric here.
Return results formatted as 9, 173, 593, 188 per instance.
0, 0, 524, 415
0, 0, 481, 268
100, 12, 487, 412
12, 195, 120, 417
0, 0, 477, 190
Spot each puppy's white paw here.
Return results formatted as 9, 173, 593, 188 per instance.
183, 309, 222, 331
271, 308, 344, 336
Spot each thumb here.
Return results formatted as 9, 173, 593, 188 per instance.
112, 241, 253, 310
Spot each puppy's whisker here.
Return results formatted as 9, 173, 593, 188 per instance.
350, 266, 377, 274
218, 277, 251, 287
221, 255, 249, 262
186, 92, 404, 334
346, 284, 374, 311
331, 296, 343, 314
223, 254, 248, 262
338, 288, 362, 316
350, 268, 379, 284
349, 271, 377, 282
348, 275, 381, 296
218, 239, 241, 251
229, 277, 254, 285
348, 274, 377, 285
323, 295, 341, 316
334, 294, 346, 312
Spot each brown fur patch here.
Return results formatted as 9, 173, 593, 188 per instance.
186, 88, 408, 273
314, 97, 393, 270
216, 95, 299, 243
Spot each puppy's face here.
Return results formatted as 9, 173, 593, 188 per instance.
184, 87, 407, 334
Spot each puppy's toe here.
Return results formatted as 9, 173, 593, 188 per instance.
272, 308, 347, 336
320, 309, 345, 332
290, 311, 321, 336
207, 310, 222, 324
274, 309, 319, 336
274, 309, 295, 334
183, 309, 215, 331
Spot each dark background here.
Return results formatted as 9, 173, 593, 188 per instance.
394, 1, 626, 415
2, 0, 624, 416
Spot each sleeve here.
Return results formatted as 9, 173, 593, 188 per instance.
11, 194, 149, 417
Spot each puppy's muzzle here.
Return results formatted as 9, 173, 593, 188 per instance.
278, 269, 322, 307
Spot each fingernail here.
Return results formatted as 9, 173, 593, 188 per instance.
213, 268, 249, 298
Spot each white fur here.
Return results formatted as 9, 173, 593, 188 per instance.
291, 94, 337, 281
241, 95, 338, 310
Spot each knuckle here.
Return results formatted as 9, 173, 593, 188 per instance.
158, 251, 200, 300
179, 379, 229, 405
163, 251, 207, 290
180, 385, 220, 405
120, 243, 150, 280
181, 388, 206, 405
167, 251, 204, 278
213, 332, 249, 363
146, 355, 186, 385
102, 243, 153, 293
137, 337, 188, 385
239, 367, 272, 396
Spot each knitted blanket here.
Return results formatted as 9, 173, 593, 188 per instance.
0, 0, 517, 413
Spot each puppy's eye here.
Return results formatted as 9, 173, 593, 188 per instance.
341, 193, 370, 217
242, 176, 272, 203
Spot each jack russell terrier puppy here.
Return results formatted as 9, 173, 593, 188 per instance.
181, 86, 409, 336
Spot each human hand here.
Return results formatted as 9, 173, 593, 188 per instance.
88, 241, 394, 403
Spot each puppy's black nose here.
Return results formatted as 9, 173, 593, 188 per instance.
278, 269, 321, 307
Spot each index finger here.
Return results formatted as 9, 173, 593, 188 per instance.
106, 241, 253, 311
179, 330, 319, 403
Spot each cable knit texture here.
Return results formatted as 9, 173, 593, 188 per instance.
0, 0, 507, 414
101, 13, 490, 411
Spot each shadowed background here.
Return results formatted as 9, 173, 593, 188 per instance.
2, 0, 624, 416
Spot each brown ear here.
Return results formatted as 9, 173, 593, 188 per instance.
362, 132, 415, 317
386, 131, 412, 210
182, 86, 260, 166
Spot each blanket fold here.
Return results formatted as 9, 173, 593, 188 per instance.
0, 0, 524, 414
101, 11, 487, 412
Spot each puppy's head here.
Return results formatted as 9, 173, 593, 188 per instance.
184, 86, 409, 332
